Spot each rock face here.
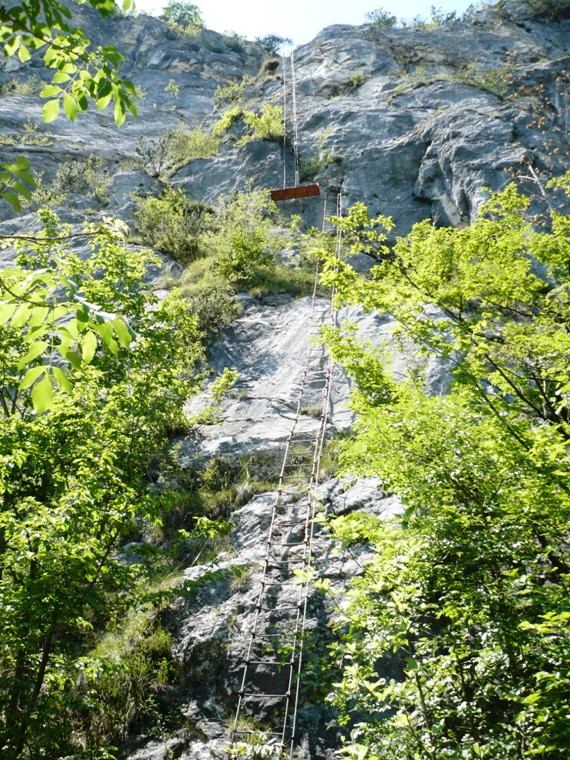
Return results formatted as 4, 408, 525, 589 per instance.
3, 2, 570, 758
1, 1, 569, 231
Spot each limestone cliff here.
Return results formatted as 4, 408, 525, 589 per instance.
2, 2, 570, 757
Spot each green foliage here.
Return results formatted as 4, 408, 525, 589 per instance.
457, 60, 512, 97
42, 154, 111, 205
212, 76, 251, 107
0, 156, 35, 213
0, 0, 137, 127
172, 256, 241, 336
0, 0, 136, 213
69, 613, 177, 750
240, 103, 284, 145
163, 0, 203, 27
136, 124, 220, 179
135, 186, 213, 264
349, 72, 366, 88
213, 105, 244, 138
254, 34, 292, 55
521, 0, 570, 20
200, 190, 280, 287
365, 8, 398, 29
0, 210, 202, 758
0, 74, 42, 95
299, 150, 342, 182
165, 77, 179, 108
213, 103, 284, 145
319, 183, 570, 758
163, 0, 204, 38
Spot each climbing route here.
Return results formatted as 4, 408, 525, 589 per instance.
229, 199, 342, 758
272, 51, 320, 203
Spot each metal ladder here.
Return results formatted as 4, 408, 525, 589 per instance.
229, 281, 337, 759
229, 195, 342, 759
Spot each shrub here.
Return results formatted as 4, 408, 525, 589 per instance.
259, 57, 280, 78
29, 155, 111, 206
213, 76, 252, 107
522, 0, 570, 19
163, 0, 204, 29
457, 61, 511, 97
239, 103, 284, 145
136, 125, 220, 178
298, 150, 342, 182
0, 74, 42, 94
135, 187, 213, 264
174, 259, 241, 336
69, 613, 177, 752
201, 190, 280, 287
350, 72, 366, 88
365, 8, 398, 29
212, 105, 243, 137
254, 34, 292, 55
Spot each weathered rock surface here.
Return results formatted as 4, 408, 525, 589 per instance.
126, 479, 401, 759
3, 3, 570, 758
1, 1, 569, 231
180, 295, 451, 466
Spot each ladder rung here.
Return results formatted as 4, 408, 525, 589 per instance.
233, 729, 291, 742
261, 578, 299, 587
258, 603, 302, 612
240, 691, 290, 700
247, 658, 294, 667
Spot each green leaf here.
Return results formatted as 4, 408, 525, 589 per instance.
96, 92, 113, 110
114, 97, 126, 127
61, 348, 82, 370
17, 341, 48, 370
12, 182, 32, 201
52, 366, 73, 393
63, 92, 78, 121
28, 306, 50, 328
17, 43, 30, 63
10, 303, 30, 328
14, 156, 30, 171
40, 84, 61, 98
2, 190, 21, 212
0, 302, 17, 323
43, 99, 60, 123
94, 320, 113, 346
53, 71, 71, 84
31, 374, 53, 414
81, 330, 98, 363
19, 365, 45, 390
112, 317, 134, 348
5, 37, 20, 56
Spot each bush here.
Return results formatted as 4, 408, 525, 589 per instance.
212, 105, 243, 138
213, 76, 252, 107
135, 187, 213, 264
239, 103, 284, 145
201, 190, 280, 287
365, 8, 398, 29
69, 613, 177, 752
136, 125, 220, 179
163, 0, 204, 35
174, 257, 241, 335
254, 34, 292, 55
28, 155, 111, 206
521, 0, 570, 19
0, 74, 42, 95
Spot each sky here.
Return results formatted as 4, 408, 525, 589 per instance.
133, 0, 479, 46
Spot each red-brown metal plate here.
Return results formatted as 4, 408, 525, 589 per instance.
270, 184, 321, 202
